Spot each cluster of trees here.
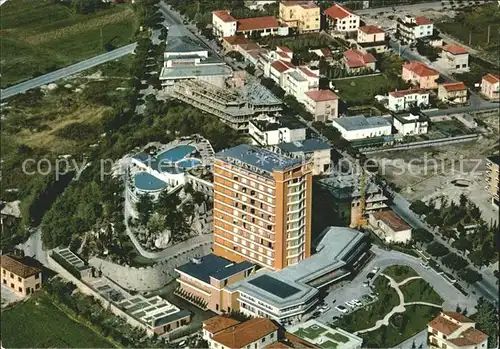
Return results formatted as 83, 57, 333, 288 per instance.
137, 0, 164, 30
44, 278, 167, 348
174, 286, 208, 309
67, 0, 109, 14
474, 297, 499, 348
416, 41, 441, 62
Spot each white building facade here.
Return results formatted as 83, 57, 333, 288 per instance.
248, 116, 307, 146
332, 115, 392, 141
388, 89, 429, 112
396, 15, 433, 44
392, 113, 428, 136
212, 10, 237, 37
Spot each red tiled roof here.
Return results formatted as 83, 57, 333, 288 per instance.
266, 333, 320, 349
281, 1, 318, 9
238, 42, 261, 51
277, 46, 293, 53
448, 328, 489, 347
321, 47, 332, 57
344, 49, 376, 68
442, 44, 467, 55
298, 66, 318, 78
271, 60, 294, 73
390, 88, 428, 98
223, 35, 248, 46
212, 318, 278, 348
213, 10, 236, 23
237, 16, 279, 31
428, 315, 461, 335
305, 89, 338, 102
441, 82, 467, 92
371, 210, 411, 232
403, 61, 439, 77
325, 4, 352, 20
277, 51, 291, 58
203, 316, 241, 334
483, 73, 500, 84
0, 255, 42, 279
359, 25, 384, 34
442, 312, 474, 323
415, 16, 432, 25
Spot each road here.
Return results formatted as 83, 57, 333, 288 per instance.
0, 43, 137, 101
388, 190, 499, 303
356, 1, 443, 14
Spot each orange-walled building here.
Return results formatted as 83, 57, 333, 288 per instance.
212, 144, 312, 271
175, 254, 255, 314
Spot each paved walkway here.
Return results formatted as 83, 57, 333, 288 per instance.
355, 273, 442, 335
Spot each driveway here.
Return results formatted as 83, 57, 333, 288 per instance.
314, 246, 477, 325
1, 284, 22, 308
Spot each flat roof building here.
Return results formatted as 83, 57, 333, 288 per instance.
213, 144, 313, 270
288, 320, 363, 349
276, 138, 332, 176
331, 115, 393, 146
249, 115, 307, 147
224, 227, 370, 323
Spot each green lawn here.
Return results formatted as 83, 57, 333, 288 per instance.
0, 0, 139, 87
1, 294, 115, 348
383, 265, 419, 283
320, 340, 338, 349
432, 120, 470, 137
334, 277, 399, 332
400, 279, 444, 305
325, 332, 349, 343
360, 305, 441, 348
332, 75, 401, 105
293, 324, 329, 340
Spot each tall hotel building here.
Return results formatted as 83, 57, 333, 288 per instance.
213, 144, 312, 270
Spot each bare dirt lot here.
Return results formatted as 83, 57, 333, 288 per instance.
369, 113, 499, 224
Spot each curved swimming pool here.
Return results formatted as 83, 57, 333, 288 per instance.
157, 145, 196, 164
176, 158, 202, 169
134, 172, 167, 191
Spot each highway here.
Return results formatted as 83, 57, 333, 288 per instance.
0, 43, 137, 101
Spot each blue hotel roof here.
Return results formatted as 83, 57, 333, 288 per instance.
176, 254, 254, 283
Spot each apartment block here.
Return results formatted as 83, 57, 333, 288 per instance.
303, 89, 339, 122
485, 156, 499, 207
1, 254, 42, 297
396, 15, 433, 44
324, 4, 360, 32
248, 115, 307, 147
428, 312, 488, 349
388, 89, 429, 112
213, 144, 312, 270
279, 1, 320, 33
441, 44, 469, 71
356, 25, 387, 53
481, 73, 500, 100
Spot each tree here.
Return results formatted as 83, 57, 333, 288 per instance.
412, 228, 433, 244
136, 194, 153, 226
441, 253, 468, 270
409, 200, 430, 216
426, 242, 449, 257
458, 268, 482, 284
474, 297, 499, 348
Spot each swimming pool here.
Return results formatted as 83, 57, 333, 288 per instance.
176, 158, 202, 169
134, 172, 167, 191
156, 145, 196, 165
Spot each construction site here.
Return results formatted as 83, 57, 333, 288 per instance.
173, 73, 283, 131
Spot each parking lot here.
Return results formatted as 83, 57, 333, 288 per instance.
306, 245, 477, 326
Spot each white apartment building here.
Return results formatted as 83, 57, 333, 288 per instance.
248, 115, 307, 146
441, 44, 469, 71
388, 89, 429, 112
392, 112, 428, 136
369, 210, 412, 244
324, 4, 360, 32
282, 66, 319, 102
428, 312, 488, 349
303, 89, 339, 122
331, 115, 392, 141
397, 15, 433, 44
212, 10, 237, 37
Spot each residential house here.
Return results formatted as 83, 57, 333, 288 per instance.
276, 138, 332, 175
402, 61, 439, 89
324, 4, 360, 32
356, 25, 387, 52
236, 16, 287, 38
175, 254, 256, 314
392, 112, 428, 136
1, 254, 42, 297
331, 115, 392, 141
441, 44, 469, 71
303, 89, 339, 121
343, 49, 377, 73
203, 316, 319, 349
396, 15, 433, 44
428, 312, 488, 349
282, 66, 319, 102
222, 35, 249, 52
309, 47, 333, 61
269, 60, 295, 85
438, 82, 468, 104
259, 46, 294, 78
212, 10, 237, 37
369, 210, 412, 243
236, 42, 264, 66
248, 114, 307, 146
481, 73, 500, 100
279, 1, 320, 33
388, 89, 429, 112
485, 156, 499, 207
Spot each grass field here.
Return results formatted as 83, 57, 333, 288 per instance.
332, 75, 401, 105
360, 305, 441, 348
1, 294, 115, 348
0, 0, 139, 87
383, 265, 419, 283
400, 279, 444, 305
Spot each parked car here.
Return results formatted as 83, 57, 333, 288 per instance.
366, 272, 375, 280
372, 267, 380, 273
345, 301, 357, 309
363, 280, 370, 287
352, 299, 363, 307
312, 311, 321, 317
335, 305, 348, 314
420, 262, 430, 269
319, 306, 331, 313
